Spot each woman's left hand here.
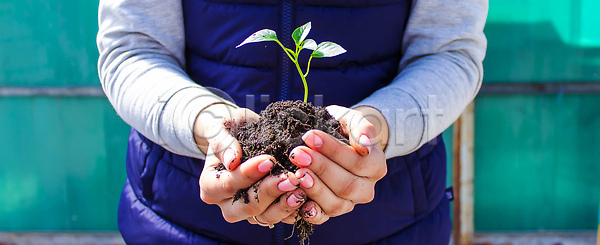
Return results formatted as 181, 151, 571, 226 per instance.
286, 105, 389, 224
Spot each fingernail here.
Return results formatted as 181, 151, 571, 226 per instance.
258, 159, 273, 173
278, 179, 297, 192
304, 206, 317, 218
304, 132, 323, 147
358, 134, 372, 154
299, 173, 314, 189
287, 174, 300, 186
287, 193, 305, 207
289, 149, 312, 167
222, 148, 236, 170
278, 173, 288, 181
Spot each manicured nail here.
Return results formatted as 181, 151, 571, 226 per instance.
304, 206, 317, 218
258, 159, 274, 173
304, 132, 323, 147
358, 134, 372, 154
299, 173, 314, 189
278, 179, 297, 192
288, 174, 300, 186
287, 193, 305, 207
289, 149, 312, 167
222, 148, 236, 170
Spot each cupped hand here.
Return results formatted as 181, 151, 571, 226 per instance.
199, 152, 308, 225
194, 103, 307, 225
287, 105, 389, 224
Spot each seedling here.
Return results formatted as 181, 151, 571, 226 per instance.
235, 23, 347, 244
236, 22, 346, 102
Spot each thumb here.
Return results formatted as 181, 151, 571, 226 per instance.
207, 125, 242, 171
196, 103, 243, 170
326, 105, 376, 157
346, 111, 376, 157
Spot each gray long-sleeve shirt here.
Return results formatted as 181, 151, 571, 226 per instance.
97, 0, 487, 159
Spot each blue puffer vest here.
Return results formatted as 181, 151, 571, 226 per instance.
118, 0, 451, 244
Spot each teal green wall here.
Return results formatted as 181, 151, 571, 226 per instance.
0, 98, 129, 230
0, 0, 599, 232
0, 1, 100, 86
474, 95, 600, 230
476, 0, 600, 231
0, 0, 129, 230
485, 0, 600, 82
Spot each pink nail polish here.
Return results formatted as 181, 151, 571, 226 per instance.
305, 206, 317, 218
358, 134, 372, 154
287, 174, 300, 186
222, 148, 236, 170
257, 159, 273, 173
299, 173, 314, 189
309, 133, 323, 147
287, 193, 305, 207
278, 179, 297, 192
289, 149, 312, 167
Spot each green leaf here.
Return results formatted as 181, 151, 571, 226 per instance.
236, 29, 278, 48
292, 22, 311, 46
310, 41, 346, 58
301, 39, 317, 50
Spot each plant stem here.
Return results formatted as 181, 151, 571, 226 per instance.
304, 56, 313, 77
292, 61, 309, 102
275, 40, 311, 102
275, 40, 296, 62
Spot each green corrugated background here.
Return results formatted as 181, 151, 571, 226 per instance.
0, 0, 130, 230
474, 0, 600, 231
0, 0, 599, 232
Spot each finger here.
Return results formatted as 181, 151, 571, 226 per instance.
353, 105, 390, 151
224, 108, 260, 131
326, 105, 376, 156
194, 103, 236, 155
300, 201, 329, 225
219, 173, 298, 223
233, 108, 260, 125
293, 168, 354, 217
251, 189, 306, 225
298, 130, 386, 178
281, 212, 300, 225
219, 108, 260, 169
207, 129, 242, 170
202, 107, 259, 171
296, 157, 375, 204
199, 153, 275, 204
344, 111, 376, 157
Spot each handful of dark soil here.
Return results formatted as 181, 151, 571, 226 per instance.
229, 100, 349, 243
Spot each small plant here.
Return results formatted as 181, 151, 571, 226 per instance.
236, 22, 346, 103
235, 22, 348, 244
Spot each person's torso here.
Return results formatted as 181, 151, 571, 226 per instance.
123, 1, 449, 244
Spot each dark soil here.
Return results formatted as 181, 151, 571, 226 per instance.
227, 100, 349, 244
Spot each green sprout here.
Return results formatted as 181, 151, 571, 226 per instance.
236, 22, 346, 103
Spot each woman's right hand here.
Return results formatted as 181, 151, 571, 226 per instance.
194, 104, 307, 225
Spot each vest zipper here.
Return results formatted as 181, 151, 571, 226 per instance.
280, 0, 293, 101
276, 2, 292, 244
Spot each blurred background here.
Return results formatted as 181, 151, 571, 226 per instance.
0, 0, 599, 244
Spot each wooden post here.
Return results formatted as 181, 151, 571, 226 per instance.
452, 102, 475, 245
596, 198, 599, 245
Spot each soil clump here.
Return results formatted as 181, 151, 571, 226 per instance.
228, 100, 348, 243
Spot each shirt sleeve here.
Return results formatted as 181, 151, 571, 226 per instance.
353, 0, 488, 158
97, 0, 237, 159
